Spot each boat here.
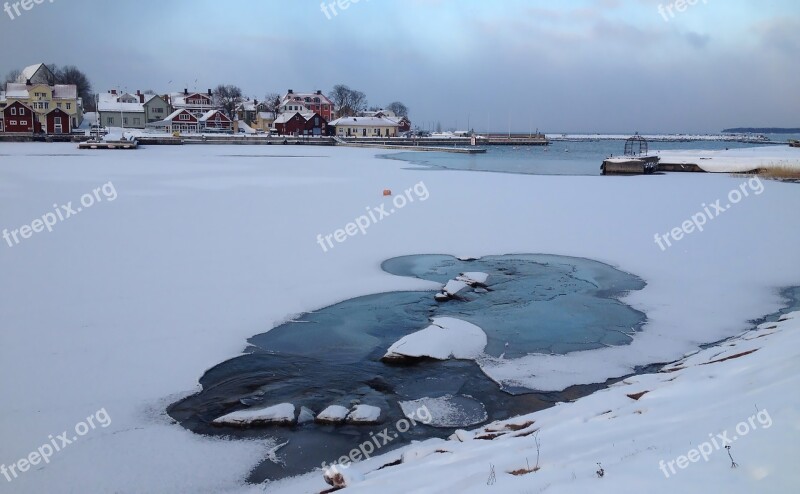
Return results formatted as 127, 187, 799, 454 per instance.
789, 139, 799, 148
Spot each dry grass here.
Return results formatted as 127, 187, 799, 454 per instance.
509, 466, 541, 476
756, 162, 800, 180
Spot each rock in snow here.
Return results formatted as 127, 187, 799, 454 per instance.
382, 317, 487, 363
316, 405, 350, 424
212, 403, 296, 427
346, 405, 382, 424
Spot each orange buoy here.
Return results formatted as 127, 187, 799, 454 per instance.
383, 189, 392, 196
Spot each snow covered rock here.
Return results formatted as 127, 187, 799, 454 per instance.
316, 405, 350, 424
382, 317, 487, 363
346, 405, 382, 424
211, 403, 295, 427
458, 272, 489, 285
323, 464, 365, 488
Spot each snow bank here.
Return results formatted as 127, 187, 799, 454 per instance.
383, 317, 487, 362
656, 146, 800, 172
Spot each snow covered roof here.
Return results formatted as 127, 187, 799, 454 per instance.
17, 63, 53, 84
282, 91, 332, 106
164, 109, 192, 121
330, 116, 401, 127
5, 83, 30, 98
198, 110, 230, 122
52, 85, 77, 99
274, 112, 302, 124
98, 101, 145, 113
258, 111, 276, 120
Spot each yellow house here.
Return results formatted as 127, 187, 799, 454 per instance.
4, 81, 83, 132
329, 116, 399, 138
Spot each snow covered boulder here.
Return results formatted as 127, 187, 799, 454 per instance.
382, 317, 487, 364
323, 464, 365, 488
316, 405, 350, 424
346, 405, 382, 424
212, 403, 296, 427
434, 272, 489, 301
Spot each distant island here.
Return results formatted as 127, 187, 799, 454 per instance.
722, 127, 800, 134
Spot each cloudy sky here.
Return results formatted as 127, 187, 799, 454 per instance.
1, 0, 798, 133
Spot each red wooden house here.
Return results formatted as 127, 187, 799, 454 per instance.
46, 108, 71, 134
199, 110, 232, 131
162, 109, 199, 133
274, 112, 328, 136
2, 101, 39, 133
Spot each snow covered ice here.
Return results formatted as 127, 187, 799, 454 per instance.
1, 143, 799, 493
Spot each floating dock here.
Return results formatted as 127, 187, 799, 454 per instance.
78, 140, 139, 150
601, 155, 660, 175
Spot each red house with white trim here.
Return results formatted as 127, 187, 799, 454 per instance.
46, 108, 71, 134
2, 101, 39, 133
199, 110, 232, 131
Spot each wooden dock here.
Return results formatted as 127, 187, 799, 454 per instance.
78, 140, 139, 150
601, 155, 660, 175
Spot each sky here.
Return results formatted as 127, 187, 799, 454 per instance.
1, 0, 798, 133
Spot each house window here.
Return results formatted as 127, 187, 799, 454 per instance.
179, 114, 189, 121
66, 103, 71, 110
133, 118, 141, 125
57, 103, 62, 108
11, 108, 16, 115
107, 117, 114, 124
10, 120, 17, 125
43, 103, 49, 110
123, 118, 128, 124
20, 120, 27, 125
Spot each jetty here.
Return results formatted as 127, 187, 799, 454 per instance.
601, 135, 660, 175
78, 139, 139, 150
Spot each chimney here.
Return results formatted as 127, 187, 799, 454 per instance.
111, 89, 117, 95
25, 79, 32, 86
316, 90, 322, 95
208, 89, 212, 96
184, 88, 188, 95
288, 89, 293, 94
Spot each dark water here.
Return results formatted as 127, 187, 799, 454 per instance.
382, 139, 785, 176
168, 254, 647, 482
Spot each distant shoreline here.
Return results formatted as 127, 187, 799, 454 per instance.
722, 127, 800, 134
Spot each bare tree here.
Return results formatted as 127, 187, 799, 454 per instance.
3, 69, 21, 84
329, 84, 368, 117
264, 92, 282, 116
213, 84, 243, 118
56, 66, 93, 103
386, 102, 409, 118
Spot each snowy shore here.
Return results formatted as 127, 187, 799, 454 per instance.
264, 311, 800, 493
0, 143, 798, 493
